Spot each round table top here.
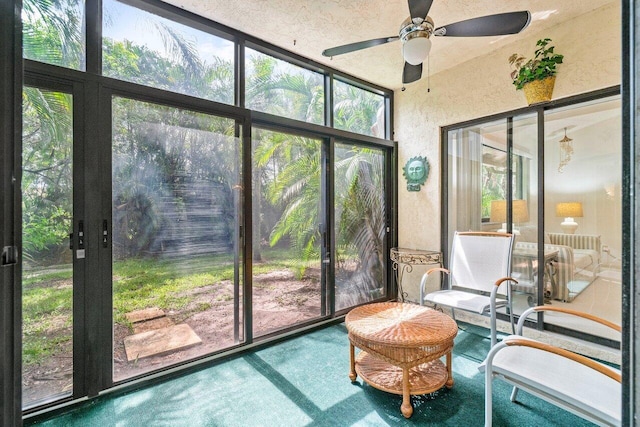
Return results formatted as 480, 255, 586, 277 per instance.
345, 302, 458, 347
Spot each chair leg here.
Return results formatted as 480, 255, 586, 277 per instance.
485, 369, 493, 426
510, 386, 519, 402
508, 300, 515, 335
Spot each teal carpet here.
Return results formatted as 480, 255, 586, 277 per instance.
30, 323, 597, 427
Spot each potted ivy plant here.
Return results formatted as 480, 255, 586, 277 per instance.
509, 38, 564, 105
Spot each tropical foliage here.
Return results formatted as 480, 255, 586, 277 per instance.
334, 145, 386, 308
20, 0, 388, 407
22, 0, 386, 291
22, 0, 85, 69
22, 87, 73, 264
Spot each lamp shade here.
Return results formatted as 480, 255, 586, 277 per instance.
490, 200, 529, 223
556, 202, 583, 218
402, 36, 431, 65
512, 199, 530, 223
490, 200, 506, 223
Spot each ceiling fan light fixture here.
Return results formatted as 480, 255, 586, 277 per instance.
402, 34, 431, 65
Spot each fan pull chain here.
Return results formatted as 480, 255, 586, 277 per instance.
427, 55, 431, 93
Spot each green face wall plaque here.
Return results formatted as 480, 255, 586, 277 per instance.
402, 156, 429, 191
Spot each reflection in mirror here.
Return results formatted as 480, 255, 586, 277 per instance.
445, 94, 621, 344
543, 95, 621, 341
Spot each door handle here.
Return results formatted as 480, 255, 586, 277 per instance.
76, 221, 85, 259
77, 221, 84, 249
103, 220, 108, 248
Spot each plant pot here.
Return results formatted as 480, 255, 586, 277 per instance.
522, 76, 556, 105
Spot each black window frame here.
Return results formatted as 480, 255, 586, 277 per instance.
17, 0, 397, 419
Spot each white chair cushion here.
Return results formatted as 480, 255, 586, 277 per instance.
482, 336, 621, 425
425, 289, 507, 314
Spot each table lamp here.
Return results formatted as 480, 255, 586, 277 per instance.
556, 202, 583, 234
490, 200, 529, 234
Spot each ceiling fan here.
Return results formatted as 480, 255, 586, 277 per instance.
322, 0, 531, 85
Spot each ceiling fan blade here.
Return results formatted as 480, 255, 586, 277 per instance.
408, 0, 434, 21
435, 11, 531, 37
402, 62, 423, 84
322, 36, 399, 57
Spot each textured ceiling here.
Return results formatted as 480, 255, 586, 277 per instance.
162, 0, 617, 90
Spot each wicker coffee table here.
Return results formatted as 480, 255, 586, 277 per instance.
345, 302, 458, 418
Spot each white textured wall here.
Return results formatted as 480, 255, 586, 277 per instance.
394, 3, 621, 299
395, 3, 620, 248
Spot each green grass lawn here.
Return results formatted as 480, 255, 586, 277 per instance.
22, 247, 318, 366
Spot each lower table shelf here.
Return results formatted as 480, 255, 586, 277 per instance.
355, 351, 449, 396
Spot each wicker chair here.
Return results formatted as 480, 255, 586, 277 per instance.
419, 231, 517, 347
481, 306, 621, 426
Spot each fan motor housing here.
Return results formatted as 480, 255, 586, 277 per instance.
399, 16, 434, 43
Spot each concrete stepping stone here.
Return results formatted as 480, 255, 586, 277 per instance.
133, 316, 175, 334
125, 307, 165, 323
124, 324, 202, 361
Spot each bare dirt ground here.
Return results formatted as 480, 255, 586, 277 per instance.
23, 269, 322, 406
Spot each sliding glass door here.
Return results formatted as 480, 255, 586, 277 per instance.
111, 97, 243, 381
543, 95, 621, 340
444, 90, 621, 343
334, 142, 388, 311
21, 86, 75, 407
251, 128, 324, 337
509, 114, 540, 313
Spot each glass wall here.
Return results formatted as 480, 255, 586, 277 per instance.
22, 0, 86, 70
245, 49, 324, 125
19, 0, 393, 413
103, 0, 235, 104
22, 87, 74, 407
111, 97, 243, 381
251, 128, 323, 336
334, 143, 387, 311
445, 92, 621, 343
334, 80, 385, 138
543, 96, 621, 340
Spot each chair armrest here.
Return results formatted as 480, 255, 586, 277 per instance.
516, 306, 621, 335
501, 337, 621, 383
495, 277, 518, 287
426, 266, 449, 276
419, 268, 449, 304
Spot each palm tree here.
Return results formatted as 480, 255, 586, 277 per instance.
22, 87, 73, 264
246, 55, 386, 302
334, 83, 384, 137
256, 132, 322, 261
22, 0, 85, 69
245, 50, 324, 124
334, 146, 386, 308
